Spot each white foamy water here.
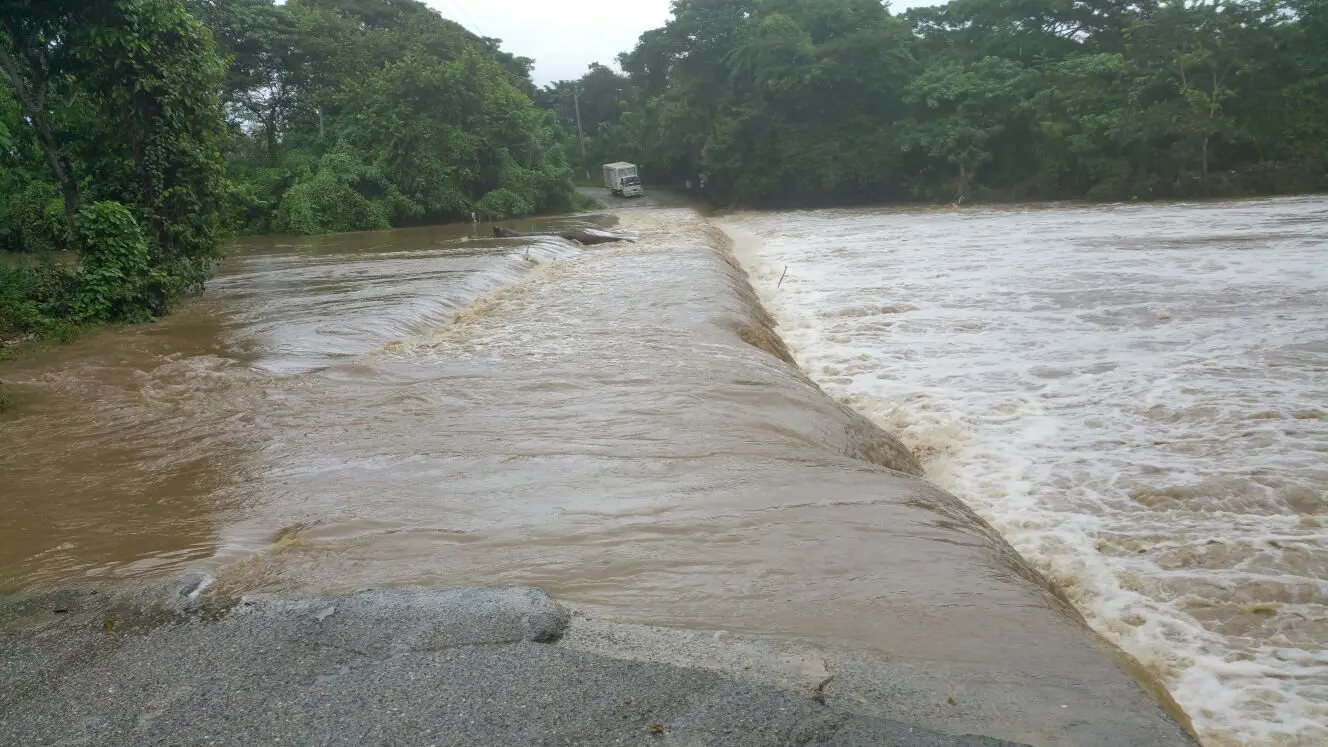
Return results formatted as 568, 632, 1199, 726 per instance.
209, 226, 589, 375
724, 198, 1328, 746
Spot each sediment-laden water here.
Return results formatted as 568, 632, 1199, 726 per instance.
7, 200, 1318, 744
722, 198, 1328, 746
2, 206, 1196, 745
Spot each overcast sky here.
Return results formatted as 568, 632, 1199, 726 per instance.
423, 0, 933, 86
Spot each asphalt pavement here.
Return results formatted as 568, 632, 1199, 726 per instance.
0, 586, 1195, 746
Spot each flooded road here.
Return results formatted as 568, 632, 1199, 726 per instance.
3, 209, 1037, 656
723, 198, 1328, 747
1, 199, 1284, 744
1, 217, 592, 588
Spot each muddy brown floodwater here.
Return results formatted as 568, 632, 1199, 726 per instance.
3, 206, 1200, 745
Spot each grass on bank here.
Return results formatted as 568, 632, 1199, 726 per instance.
570, 191, 605, 211
1, 251, 96, 414
1, 259, 85, 345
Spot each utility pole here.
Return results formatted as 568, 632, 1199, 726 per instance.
573, 89, 587, 172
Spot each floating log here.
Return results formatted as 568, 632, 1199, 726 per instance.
493, 226, 630, 246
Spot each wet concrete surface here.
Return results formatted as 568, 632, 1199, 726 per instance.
0, 587, 1194, 747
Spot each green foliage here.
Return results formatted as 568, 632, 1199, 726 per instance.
475, 189, 534, 221
0, 260, 80, 341
277, 150, 408, 234
198, 0, 575, 235
899, 57, 1029, 202
74, 202, 164, 323
0, 83, 64, 251
278, 177, 381, 235
561, 0, 1328, 206
79, 0, 229, 294
536, 63, 634, 144
570, 190, 604, 212
2, 0, 229, 339
0, 182, 66, 252
2, 202, 162, 337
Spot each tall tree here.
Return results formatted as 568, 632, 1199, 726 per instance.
1, 0, 228, 328
0, 1, 88, 232
587, 0, 1327, 204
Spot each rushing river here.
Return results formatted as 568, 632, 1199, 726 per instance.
1, 199, 1322, 745
722, 198, 1328, 747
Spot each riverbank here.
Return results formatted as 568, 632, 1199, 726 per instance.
0, 584, 1194, 746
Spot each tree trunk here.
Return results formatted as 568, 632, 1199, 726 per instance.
0, 45, 82, 235
265, 113, 279, 165
37, 125, 82, 233
1201, 136, 1209, 195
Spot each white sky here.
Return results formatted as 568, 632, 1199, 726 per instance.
423, 0, 933, 85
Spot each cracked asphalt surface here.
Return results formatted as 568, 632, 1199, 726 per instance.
0, 587, 1194, 746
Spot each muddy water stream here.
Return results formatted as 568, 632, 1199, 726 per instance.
0, 207, 1121, 679
4, 200, 1317, 745
1, 217, 591, 585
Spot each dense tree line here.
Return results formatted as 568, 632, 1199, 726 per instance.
197, 0, 577, 236
2, 0, 578, 348
548, 0, 1328, 206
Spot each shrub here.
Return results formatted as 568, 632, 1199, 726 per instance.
0, 181, 66, 252
276, 150, 414, 235
278, 174, 387, 235
74, 201, 163, 323
475, 188, 534, 220
0, 260, 80, 339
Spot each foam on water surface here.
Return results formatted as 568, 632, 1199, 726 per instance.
722, 198, 1328, 746
212, 236, 582, 375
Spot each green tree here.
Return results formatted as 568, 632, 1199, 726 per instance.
1125, 0, 1276, 194
0, 1, 89, 233
538, 63, 636, 172
193, 0, 574, 234
192, 0, 303, 163
589, 0, 1326, 205
900, 58, 1030, 202
1, 0, 228, 332
610, 0, 917, 204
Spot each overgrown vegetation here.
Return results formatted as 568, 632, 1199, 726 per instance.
2, 0, 578, 353
547, 0, 1328, 206
1, 0, 227, 346
197, 0, 577, 234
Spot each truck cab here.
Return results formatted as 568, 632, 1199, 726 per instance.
603, 162, 645, 198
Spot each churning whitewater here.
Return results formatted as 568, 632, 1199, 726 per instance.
723, 198, 1328, 747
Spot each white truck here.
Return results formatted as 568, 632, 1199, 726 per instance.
603, 162, 644, 198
